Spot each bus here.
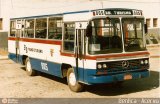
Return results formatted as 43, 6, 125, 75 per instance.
8, 8, 150, 92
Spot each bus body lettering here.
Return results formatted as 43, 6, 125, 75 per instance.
41, 62, 48, 71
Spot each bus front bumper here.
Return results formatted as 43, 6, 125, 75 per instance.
85, 70, 149, 85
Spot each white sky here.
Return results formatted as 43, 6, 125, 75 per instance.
0, 0, 160, 17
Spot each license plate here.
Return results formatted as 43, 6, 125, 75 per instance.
124, 74, 132, 80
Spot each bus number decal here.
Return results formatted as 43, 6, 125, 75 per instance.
41, 62, 48, 71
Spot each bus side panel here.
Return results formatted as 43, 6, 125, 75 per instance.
8, 53, 23, 65
8, 40, 17, 62
30, 57, 63, 77
83, 59, 97, 84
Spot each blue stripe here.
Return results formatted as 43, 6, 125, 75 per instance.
8, 53, 23, 64
30, 57, 62, 77
10, 10, 89, 20
11, 14, 63, 20
63, 10, 90, 15
85, 70, 149, 84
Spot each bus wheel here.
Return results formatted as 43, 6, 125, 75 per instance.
67, 68, 84, 92
25, 57, 36, 76
112, 81, 123, 88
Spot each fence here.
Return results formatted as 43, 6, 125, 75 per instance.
146, 28, 160, 44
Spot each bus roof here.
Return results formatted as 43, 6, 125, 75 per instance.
10, 8, 143, 20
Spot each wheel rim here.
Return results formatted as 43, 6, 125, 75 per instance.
26, 60, 31, 72
69, 72, 76, 86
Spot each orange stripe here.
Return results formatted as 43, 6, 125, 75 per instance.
8, 37, 62, 45
85, 52, 149, 60
60, 52, 75, 57
8, 37, 149, 60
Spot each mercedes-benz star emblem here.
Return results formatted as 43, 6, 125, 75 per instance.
122, 60, 129, 68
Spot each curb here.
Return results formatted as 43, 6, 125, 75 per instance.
147, 44, 160, 48
0, 56, 8, 60
150, 56, 160, 58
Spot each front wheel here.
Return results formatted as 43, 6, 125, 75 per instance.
25, 57, 36, 76
67, 68, 84, 92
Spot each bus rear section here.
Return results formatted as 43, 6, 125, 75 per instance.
8, 8, 150, 92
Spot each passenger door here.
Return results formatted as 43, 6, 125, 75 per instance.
15, 20, 22, 62
75, 22, 87, 82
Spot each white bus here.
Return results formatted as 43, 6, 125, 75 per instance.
8, 8, 149, 92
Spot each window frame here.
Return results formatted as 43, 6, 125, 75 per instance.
24, 19, 35, 38
48, 17, 63, 40
0, 18, 2, 30
153, 18, 158, 27
35, 18, 47, 39
62, 22, 75, 53
10, 20, 16, 37
146, 18, 151, 28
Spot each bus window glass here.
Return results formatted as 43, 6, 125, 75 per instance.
88, 18, 122, 54
63, 23, 75, 52
21, 20, 25, 37
10, 21, 16, 37
122, 18, 146, 51
24, 19, 34, 38
48, 17, 62, 40
35, 18, 47, 39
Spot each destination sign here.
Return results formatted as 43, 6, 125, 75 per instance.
93, 9, 142, 16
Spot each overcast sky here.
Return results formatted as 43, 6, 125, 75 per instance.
0, 0, 159, 18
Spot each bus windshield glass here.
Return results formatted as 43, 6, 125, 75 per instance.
122, 18, 146, 52
88, 18, 122, 54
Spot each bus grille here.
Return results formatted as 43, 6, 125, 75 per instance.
97, 58, 149, 74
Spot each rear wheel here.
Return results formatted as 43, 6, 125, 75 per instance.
25, 57, 36, 76
67, 68, 84, 92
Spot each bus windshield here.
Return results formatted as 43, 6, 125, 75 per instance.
122, 18, 146, 52
88, 18, 122, 54
88, 18, 146, 55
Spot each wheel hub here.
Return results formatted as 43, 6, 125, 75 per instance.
26, 60, 31, 72
69, 72, 76, 86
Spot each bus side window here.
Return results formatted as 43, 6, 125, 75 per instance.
48, 17, 62, 40
24, 19, 34, 38
63, 23, 75, 52
10, 21, 16, 37
35, 18, 47, 39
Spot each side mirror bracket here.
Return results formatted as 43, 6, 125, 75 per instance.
86, 22, 92, 37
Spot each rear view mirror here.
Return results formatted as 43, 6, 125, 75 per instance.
144, 24, 148, 34
86, 22, 92, 37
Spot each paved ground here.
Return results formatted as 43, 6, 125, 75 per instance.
0, 45, 159, 99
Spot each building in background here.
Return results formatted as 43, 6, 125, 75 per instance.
0, 0, 160, 46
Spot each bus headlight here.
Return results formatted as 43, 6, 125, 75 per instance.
145, 60, 148, 64
97, 64, 102, 69
103, 64, 107, 68
140, 60, 144, 65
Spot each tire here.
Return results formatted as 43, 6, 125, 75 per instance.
112, 81, 124, 88
25, 57, 36, 76
67, 68, 84, 92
